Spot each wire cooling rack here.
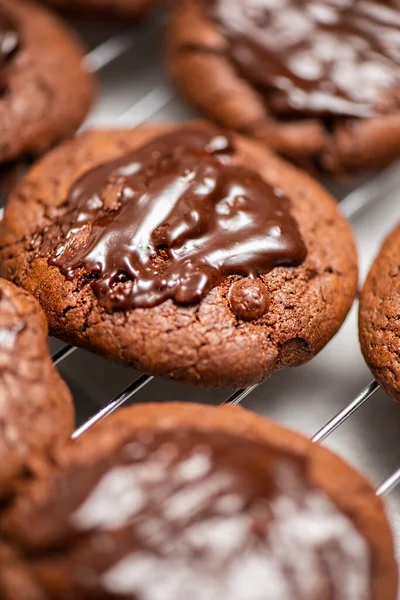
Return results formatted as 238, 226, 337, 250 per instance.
5, 11, 400, 549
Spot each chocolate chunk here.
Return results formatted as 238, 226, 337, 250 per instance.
229, 277, 270, 321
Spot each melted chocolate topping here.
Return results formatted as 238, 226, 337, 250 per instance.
207, 0, 400, 119
7, 429, 371, 599
49, 124, 306, 315
0, 11, 19, 70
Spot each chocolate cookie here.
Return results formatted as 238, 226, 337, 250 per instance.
42, 0, 157, 19
0, 278, 74, 499
167, 0, 400, 176
0, 121, 358, 387
0, 0, 95, 164
0, 402, 396, 600
359, 224, 400, 402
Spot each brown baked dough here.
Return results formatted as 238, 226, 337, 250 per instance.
0, 278, 74, 499
0, 0, 95, 163
41, 0, 157, 19
166, 0, 400, 177
359, 224, 400, 402
0, 122, 358, 387
0, 403, 396, 600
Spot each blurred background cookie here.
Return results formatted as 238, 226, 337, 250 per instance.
359, 224, 400, 403
0, 279, 74, 499
0, 402, 396, 600
0, 0, 95, 164
167, 0, 400, 177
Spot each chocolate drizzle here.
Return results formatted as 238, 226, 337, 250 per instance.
3, 428, 371, 599
49, 124, 306, 314
207, 0, 400, 119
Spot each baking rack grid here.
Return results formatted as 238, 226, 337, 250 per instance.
5, 16, 400, 500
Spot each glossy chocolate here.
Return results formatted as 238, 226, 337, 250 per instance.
0, 11, 19, 70
207, 0, 400, 119
49, 124, 307, 313
9, 429, 370, 599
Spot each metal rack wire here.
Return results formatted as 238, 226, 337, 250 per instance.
9, 23, 400, 498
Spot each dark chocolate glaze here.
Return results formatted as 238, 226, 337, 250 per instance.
49, 124, 306, 315
6, 429, 371, 600
207, 0, 400, 119
0, 11, 19, 70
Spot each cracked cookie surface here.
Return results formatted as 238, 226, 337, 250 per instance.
359, 225, 400, 403
0, 0, 95, 163
0, 122, 358, 387
167, 0, 400, 177
0, 403, 396, 600
0, 279, 74, 499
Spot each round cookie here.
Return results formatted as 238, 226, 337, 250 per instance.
359, 224, 400, 403
0, 279, 74, 499
0, 402, 396, 599
0, 0, 95, 163
41, 0, 157, 19
0, 121, 358, 387
167, 0, 400, 177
